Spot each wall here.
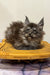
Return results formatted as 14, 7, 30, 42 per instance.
0, 0, 50, 43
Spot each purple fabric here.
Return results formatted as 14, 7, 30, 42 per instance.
0, 59, 50, 75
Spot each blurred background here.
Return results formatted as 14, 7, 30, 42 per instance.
0, 0, 50, 43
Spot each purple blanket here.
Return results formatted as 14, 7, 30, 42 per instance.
0, 59, 50, 75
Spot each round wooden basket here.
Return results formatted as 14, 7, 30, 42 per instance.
0, 39, 50, 60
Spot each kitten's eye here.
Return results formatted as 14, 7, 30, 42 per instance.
25, 29, 30, 32
33, 30, 36, 31
26, 28, 30, 31
24, 28, 30, 33
33, 31, 37, 34
25, 27, 30, 32
33, 29, 36, 32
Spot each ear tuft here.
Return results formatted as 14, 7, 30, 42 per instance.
38, 17, 44, 26
38, 17, 44, 30
25, 16, 30, 25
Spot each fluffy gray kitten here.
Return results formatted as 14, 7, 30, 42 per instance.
5, 16, 45, 50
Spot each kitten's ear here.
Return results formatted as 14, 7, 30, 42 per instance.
38, 17, 44, 30
25, 16, 30, 24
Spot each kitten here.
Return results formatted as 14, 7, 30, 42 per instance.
5, 16, 45, 50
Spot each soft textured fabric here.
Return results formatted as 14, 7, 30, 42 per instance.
0, 59, 50, 75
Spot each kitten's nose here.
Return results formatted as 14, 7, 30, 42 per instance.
29, 33, 37, 37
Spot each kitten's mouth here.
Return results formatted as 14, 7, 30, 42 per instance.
24, 34, 38, 42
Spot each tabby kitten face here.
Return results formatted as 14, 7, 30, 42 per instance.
20, 16, 44, 44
